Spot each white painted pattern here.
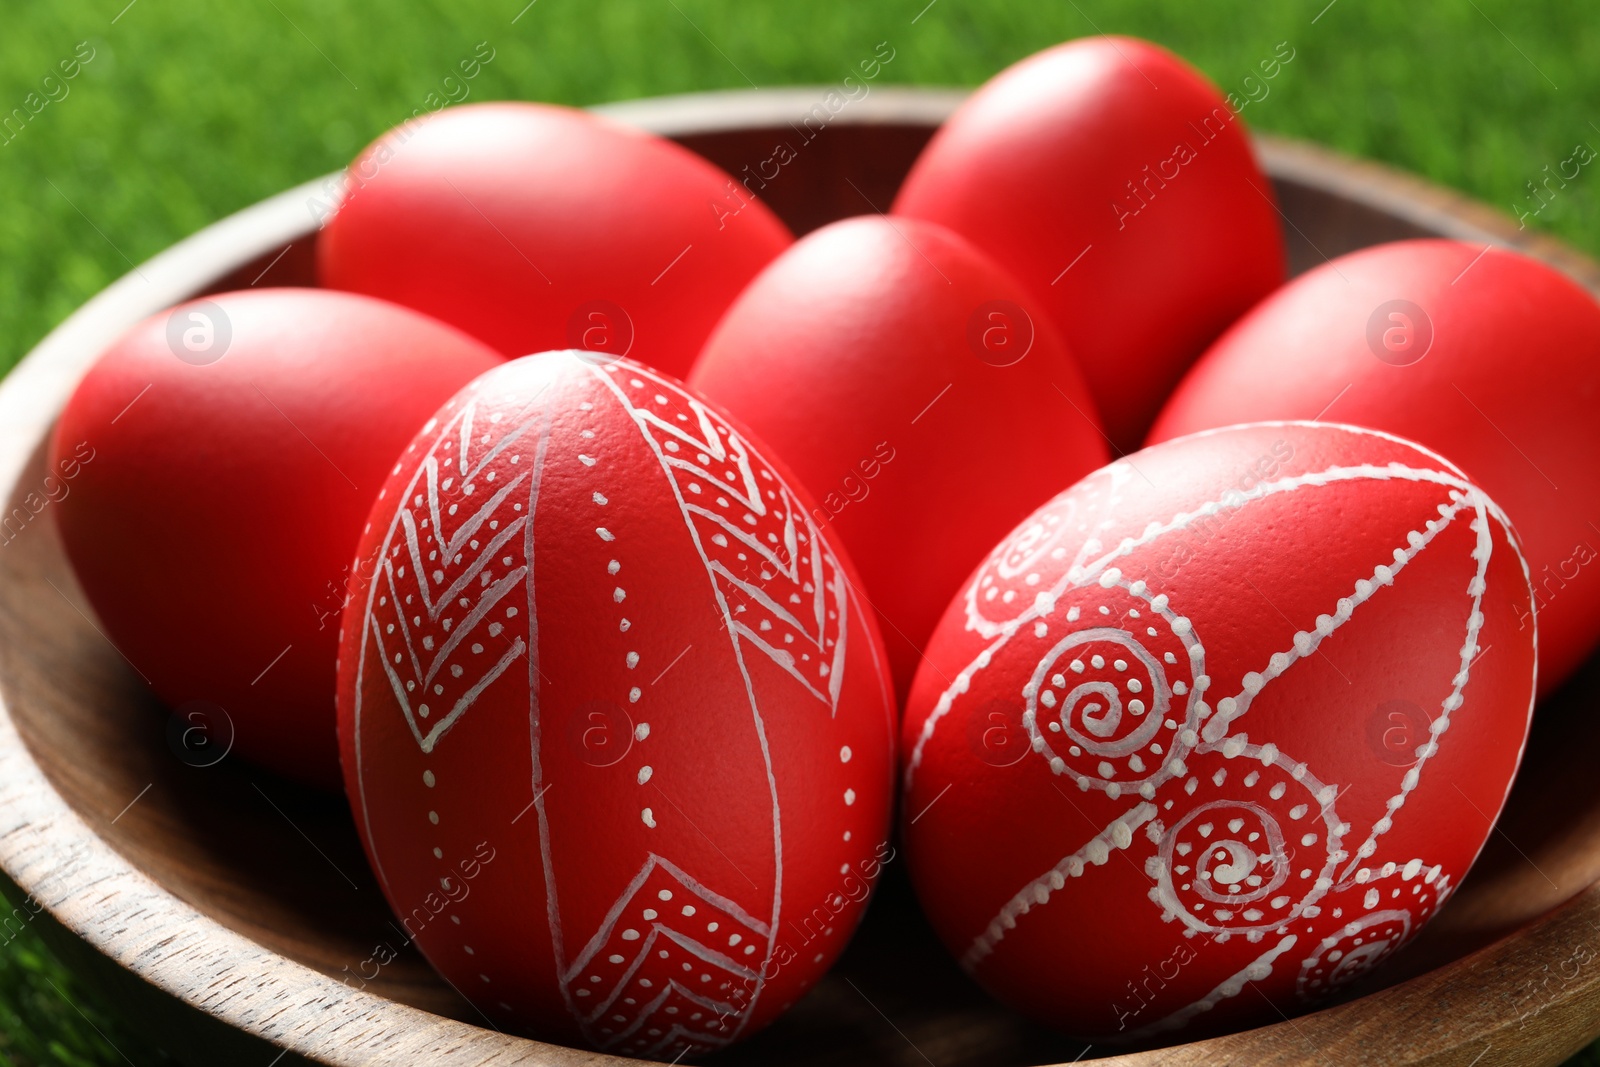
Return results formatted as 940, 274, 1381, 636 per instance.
348, 385, 553, 940
910, 423, 1531, 1037
965, 462, 1137, 639
565, 854, 771, 1054
1146, 744, 1347, 941
600, 366, 847, 711
572, 359, 855, 1054
907, 458, 1508, 791
363, 400, 548, 755
1019, 578, 1208, 800
564, 854, 773, 986
1295, 859, 1450, 1001
1121, 934, 1300, 1041
963, 802, 1157, 969
1334, 497, 1491, 882
351, 359, 870, 1057
1202, 491, 1476, 746
915, 457, 1497, 793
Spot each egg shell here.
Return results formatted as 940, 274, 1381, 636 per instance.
1150, 239, 1600, 696
900, 422, 1534, 1042
892, 35, 1285, 451
337, 352, 896, 1058
49, 288, 501, 788
317, 102, 793, 378
690, 215, 1109, 695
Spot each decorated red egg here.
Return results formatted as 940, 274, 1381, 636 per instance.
900, 422, 1534, 1041
50, 288, 501, 788
892, 35, 1285, 451
317, 102, 793, 378
1150, 239, 1600, 696
337, 352, 896, 1057
690, 215, 1109, 693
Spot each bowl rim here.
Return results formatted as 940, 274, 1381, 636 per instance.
3, 85, 1599, 1067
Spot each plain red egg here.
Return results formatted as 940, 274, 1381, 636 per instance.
892, 35, 1285, 452
50, 288, 501, 788
337, 352, 896, 1057
689, 215, 1110, 695
1150, 238, 1600, 696
317, 102, 793, 378
901, 422, 1533, 1042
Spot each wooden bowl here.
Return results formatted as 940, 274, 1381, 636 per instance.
4, 87, 1600, 1067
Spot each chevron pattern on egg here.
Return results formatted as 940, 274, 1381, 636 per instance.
562, 854, 772, 1058
595, 364, 848, 711
368, 399, 550, 753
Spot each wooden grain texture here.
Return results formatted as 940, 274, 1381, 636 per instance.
1, 86, 1597, 1067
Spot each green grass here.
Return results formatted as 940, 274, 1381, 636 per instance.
3, 0, 1599, 1062
5, 0, 1600, 381
0, 893, 163, 1066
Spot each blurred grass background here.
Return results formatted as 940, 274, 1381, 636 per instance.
2, 0, 1599, 1063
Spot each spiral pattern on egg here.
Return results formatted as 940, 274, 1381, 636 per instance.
964, 463, 1143, 638
994, 502, 1075, 581
1021, 580, 1204, 797
1151, 745, 1346, 937
1039, 629, 1168, 757
1161, 800, 1291, 916
965, 503, 1077, 639
1296, 909, 1412, 999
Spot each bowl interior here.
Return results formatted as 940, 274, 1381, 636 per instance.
5, 107, 1600, 1066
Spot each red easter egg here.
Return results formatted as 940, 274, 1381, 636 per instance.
892, 36, 1285, 451
900, 422, 1533, 1042
337, 352, 896, 1057
50, 289, 501, 788
690, 216, 1109, 694
317, 102, 793, 378
1150, 239, 1600, 696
